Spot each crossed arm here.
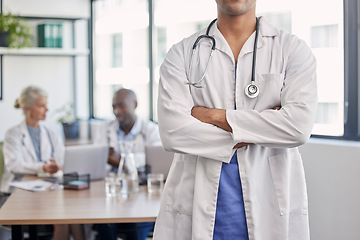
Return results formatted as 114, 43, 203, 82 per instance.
191, 106, 281, 148
191, 107, 232, 132
191, 107, 251, 149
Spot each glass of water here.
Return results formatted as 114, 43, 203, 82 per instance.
105, 174, 121, 197
147, 173, 164, 193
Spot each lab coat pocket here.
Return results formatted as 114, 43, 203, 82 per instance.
268, 151, 308, 216
255, 73, 284, 111
164, 154, 196, 216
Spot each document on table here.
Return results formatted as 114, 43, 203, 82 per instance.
9, 179, 63, 191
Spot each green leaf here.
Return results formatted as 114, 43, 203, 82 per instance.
0, 11, 32, 48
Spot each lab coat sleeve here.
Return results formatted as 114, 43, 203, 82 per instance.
50, 129, 65, 166
3, 128, 43, 175
158, 44, 235, 163
226, 38, 318, 148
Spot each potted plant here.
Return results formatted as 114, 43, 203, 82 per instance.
0, 11, 32, 48
56, 103, 80, 139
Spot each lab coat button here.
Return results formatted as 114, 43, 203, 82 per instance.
206, 205, 212, 212
226, 101, 233, 108
229, 65, 235, 71
210, 169, 217, 177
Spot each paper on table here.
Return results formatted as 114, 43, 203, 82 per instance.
9, 179, 62, 191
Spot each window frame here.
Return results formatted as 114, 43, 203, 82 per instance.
312, 0, 359, 140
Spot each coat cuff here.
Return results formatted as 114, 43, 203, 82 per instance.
226, 109, 243, 143
37, 162, 45, 173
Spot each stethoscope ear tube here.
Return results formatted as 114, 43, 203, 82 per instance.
192, 35, 216, 50
186, 19, 217, 88
246, 17, 260, 98
187, 17, 260, 96
251, 17, 260, 84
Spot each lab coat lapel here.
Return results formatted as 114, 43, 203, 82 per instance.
20, 121, 38, 162
251, 17, 280, 53
209, 17, 279, 59
39, 124, 51, 160
259, 17, 280, 38
238, 16, 280, 58
238, 31, 259, 59
211, 24, 235, 60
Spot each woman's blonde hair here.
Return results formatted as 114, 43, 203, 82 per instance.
14, 86, 48, 109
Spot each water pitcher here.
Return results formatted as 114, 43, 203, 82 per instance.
117, 141, 139, 194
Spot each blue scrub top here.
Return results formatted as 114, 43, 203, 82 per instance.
27, 125, 41, 162
213, 151, 249, 240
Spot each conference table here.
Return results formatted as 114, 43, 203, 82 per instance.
0, 176, 161, 240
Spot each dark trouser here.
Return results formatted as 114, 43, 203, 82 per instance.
95, 222, 154, 240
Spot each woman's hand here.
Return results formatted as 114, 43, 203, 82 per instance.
43, 159, 60, 174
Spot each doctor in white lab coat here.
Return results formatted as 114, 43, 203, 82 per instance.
1, 86, 85, 240
1, 86, 64, 193
154, 1, 317, 240
1, 121, 64, 192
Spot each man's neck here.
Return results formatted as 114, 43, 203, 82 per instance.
120, 118, 136, 135
217, 9, 257, 62
217, 9, 257, 39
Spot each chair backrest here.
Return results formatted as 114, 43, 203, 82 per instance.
0, 142, 4, 184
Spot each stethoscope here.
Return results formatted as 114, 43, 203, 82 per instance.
186, 17, 260, 99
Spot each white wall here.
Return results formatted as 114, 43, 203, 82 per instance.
2, 0, 90, 19
0, 0, 90, 141
300, 139, 360, 240
0, 56, 74, 139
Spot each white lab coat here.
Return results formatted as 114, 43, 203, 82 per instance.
154, 17, 317, 240
1, 121, 65, 193
107, 117, 162, 168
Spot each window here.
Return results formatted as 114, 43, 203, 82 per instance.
93, 0, 150, 120
257, 0, 344, 137
92, 0, 360, 140
152, 0, 217, 121
156, 28, 167, 67
311, 25, 338, 48
113, 33, 123, 68
260, 12, 292, 33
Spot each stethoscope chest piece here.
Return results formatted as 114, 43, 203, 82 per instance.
245, 83, 259, 98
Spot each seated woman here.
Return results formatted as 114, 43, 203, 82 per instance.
1, 86, 85, 240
